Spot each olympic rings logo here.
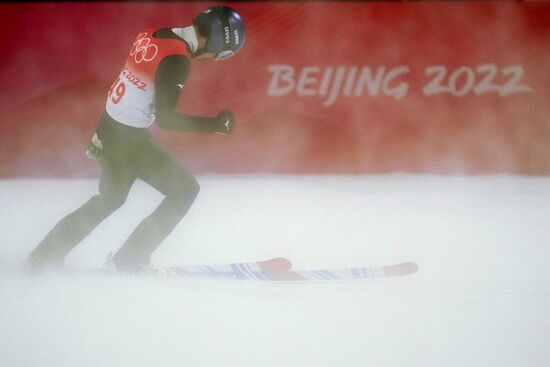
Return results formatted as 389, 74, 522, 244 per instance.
130, 33, 158, 64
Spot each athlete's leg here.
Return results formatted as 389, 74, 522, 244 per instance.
25, 160, 136, 270
113, 142, 199, 269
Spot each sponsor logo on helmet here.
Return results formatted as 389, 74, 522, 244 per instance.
224, 26, 231, 45
234, 30, 240, 46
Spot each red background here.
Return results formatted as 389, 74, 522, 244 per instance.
0, 1, 549, 177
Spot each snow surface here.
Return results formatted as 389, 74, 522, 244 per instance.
1, 175, 549, 367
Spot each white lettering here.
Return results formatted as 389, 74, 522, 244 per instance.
354, 67, 385, 96
423, 64, 532, 97
500, 65, 532, 96
267, 65, 295, 96
297, 66, 320, 96
324, 67, 346, 106
319, 67, 334, 96
266, 64, 531, 104
382, 66, 410, 100
267, 64, 411, 104
224, 26, 230, 44
343, 67, 358, 96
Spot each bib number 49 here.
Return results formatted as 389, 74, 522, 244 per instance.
108, 77, 126, 104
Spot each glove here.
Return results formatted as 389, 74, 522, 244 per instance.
213, 110, 235, 135
85, 132, 103, 161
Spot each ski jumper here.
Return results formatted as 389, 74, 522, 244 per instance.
27, 28, 219, 270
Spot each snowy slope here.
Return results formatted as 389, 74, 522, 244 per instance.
1, 175, 549, 367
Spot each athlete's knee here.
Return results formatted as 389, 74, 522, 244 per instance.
188, 179, 200, 201
91, 191, 128, 214
170, 177, 200, 212
186, 178, 200, 204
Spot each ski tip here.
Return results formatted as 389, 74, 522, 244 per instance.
383, 261, 419, 277
402, 262, 419, 273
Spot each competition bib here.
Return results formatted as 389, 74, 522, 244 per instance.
106, 30, 189, 128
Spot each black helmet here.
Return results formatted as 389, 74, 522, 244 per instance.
193, 6, 246, 60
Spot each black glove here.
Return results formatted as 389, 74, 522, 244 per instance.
85, 132, 103, 161
213, 110, 235, 135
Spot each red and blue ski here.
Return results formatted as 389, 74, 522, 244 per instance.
165, 257, 418, 281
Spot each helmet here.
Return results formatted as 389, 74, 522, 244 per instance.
193, 6, 246, 60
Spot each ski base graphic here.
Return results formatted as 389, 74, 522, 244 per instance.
165, 258, 418, 281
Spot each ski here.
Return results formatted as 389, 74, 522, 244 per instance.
270, 261, 419, 281
65, 257, 292, 277
167, 257, 293, 279
70, 257, 418, 281
166, 258, 418, 281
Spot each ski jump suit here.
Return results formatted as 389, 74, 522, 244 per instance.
27, 28, 233, 271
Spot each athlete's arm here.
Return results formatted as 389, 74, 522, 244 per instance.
154, 55, 233, 134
